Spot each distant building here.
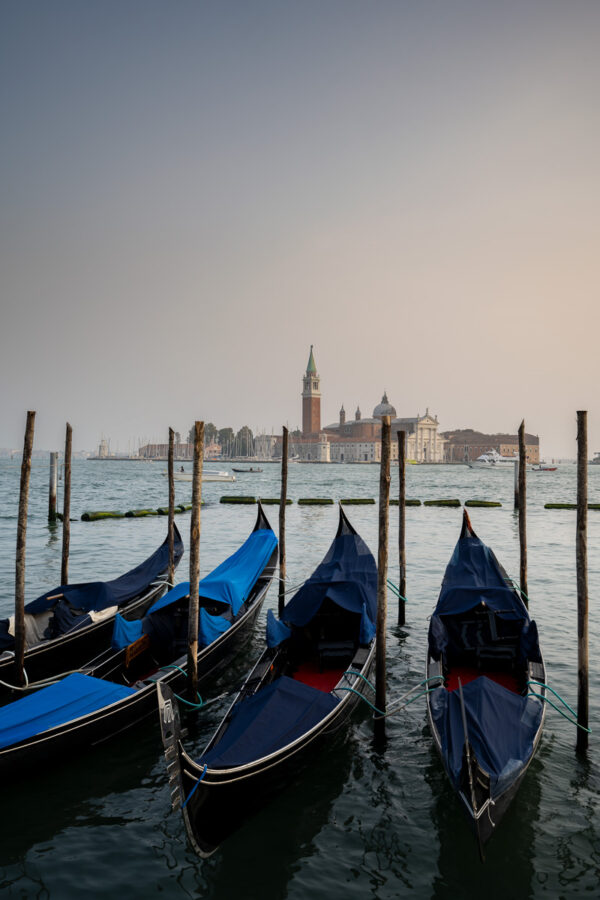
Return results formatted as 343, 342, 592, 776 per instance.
290, 347, 445, 462
441, 429, 540, 463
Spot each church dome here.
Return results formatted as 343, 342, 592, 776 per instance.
373, 392, 396, 419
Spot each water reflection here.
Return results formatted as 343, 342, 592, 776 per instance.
427, 747, 542, 900
175, 733, 358, 900
0, 727, 162, 864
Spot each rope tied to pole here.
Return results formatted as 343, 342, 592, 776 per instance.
527, 680, 592, 734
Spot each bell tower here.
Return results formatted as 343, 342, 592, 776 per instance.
302, 345, 321, 435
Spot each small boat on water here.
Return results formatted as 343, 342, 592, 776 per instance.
164, 471, 236, 483
158, 506, 377, 857
0, 526, 184, 694
426, 510, 546, 857
532, 462, 557, 472
468, 449, 518, 469
232, 467, 263, 473
0, 505, 277, 779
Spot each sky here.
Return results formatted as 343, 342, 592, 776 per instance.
1, 0, 599, 457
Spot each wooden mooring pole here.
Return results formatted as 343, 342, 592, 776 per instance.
398, 430, 406, 627
48, 451, 58, 523
518, 420, 528, 605
576, 410, 589, 752
278, 426, 288, 616
375, 416, 391, 741
514, 457, 519, 511
187, 421, 204, 699
61, 423, 72, 585
168, 427, 175, 586
15, 411, 36, 686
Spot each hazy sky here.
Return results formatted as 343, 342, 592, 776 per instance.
1, 1, 599, 456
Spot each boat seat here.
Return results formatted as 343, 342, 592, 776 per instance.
476, 644, 518, 672
317, 640, 355, 671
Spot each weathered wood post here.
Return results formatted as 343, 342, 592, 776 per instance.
168, 427, 175, 585
514, 457, 519, 510
187, 421, 204, 699
398, 430, 406, 627
278, 426, 288, 616
576, 410, 589, 752
48, 451, 58, 522
15, 411, 36, 686
61, 423, 72, 585
518, 420, 528, 605
375, 416, 391, 740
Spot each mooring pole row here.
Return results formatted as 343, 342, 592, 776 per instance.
518, 420, 528, 605
61, 423, 72, 585
398, 429, 406, 628
168, 426, 175, 586
279, 426, 288, 617
15, 411, 36, 687
375, 415, 391, 741
576, 410, 589, 753
188, 420, 204, 699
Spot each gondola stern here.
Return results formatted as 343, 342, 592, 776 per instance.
157, 683, 185, 812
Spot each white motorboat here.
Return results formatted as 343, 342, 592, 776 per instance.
163, 471, 236, 483
468, 449, 518, 469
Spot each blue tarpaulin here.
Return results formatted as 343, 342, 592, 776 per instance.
429, 676, 543, 798
111, 527, 277, 650
0, 673, 136, 750
281, 528, 376, 640
198, 608, 230, 647
26, 525, 184, 615
145, 528, 277, 619
266, 609, 291, 648
200, 676, 339, 769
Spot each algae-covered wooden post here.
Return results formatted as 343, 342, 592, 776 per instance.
61, 423, 72, 585
168, 427, 175, 585
15, 411, 36, 687
48, 451, 58, 522
375, 416, 391, 740
187, 421, 204, 698
518, 420, 528, 605
576, 410, 589, 752
278, 426, 288, 616
397, 430, 406, 627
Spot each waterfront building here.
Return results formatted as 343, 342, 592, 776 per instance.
291, 347, 445, 462
441, 429, 540, 464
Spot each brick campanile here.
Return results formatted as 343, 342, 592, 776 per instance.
302, 345, 321, 435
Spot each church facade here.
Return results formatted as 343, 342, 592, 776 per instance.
290, 347, 446, 463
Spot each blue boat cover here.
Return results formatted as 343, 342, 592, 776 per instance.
200, 676, 340, 769
281, 529, 377, 639
0, 673, 136, 750
25, 525, 184, 616
266, 609, 291, 648
198, 607, 230, 647
429, 676, 543, 798
428, 523, 540, 663
145, 528, 277, 619
111, 527, 277, 649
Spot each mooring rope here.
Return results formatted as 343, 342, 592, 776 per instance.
182, 764, 208, 809
527, 680, 592, 733
338, 672, 444, 719
386, 579, 407, 603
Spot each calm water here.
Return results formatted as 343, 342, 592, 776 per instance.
0, 459, 598, 899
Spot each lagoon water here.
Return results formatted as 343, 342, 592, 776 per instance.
0, 458, 598, 899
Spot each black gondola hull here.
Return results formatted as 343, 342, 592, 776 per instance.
0, 559, 274, 781
163, 645, 375, 857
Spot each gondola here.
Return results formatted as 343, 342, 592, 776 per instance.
0, 525, 184, 693
0, 505, 277, 779
426, 510, 546, 857
158, 506, 377, 857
